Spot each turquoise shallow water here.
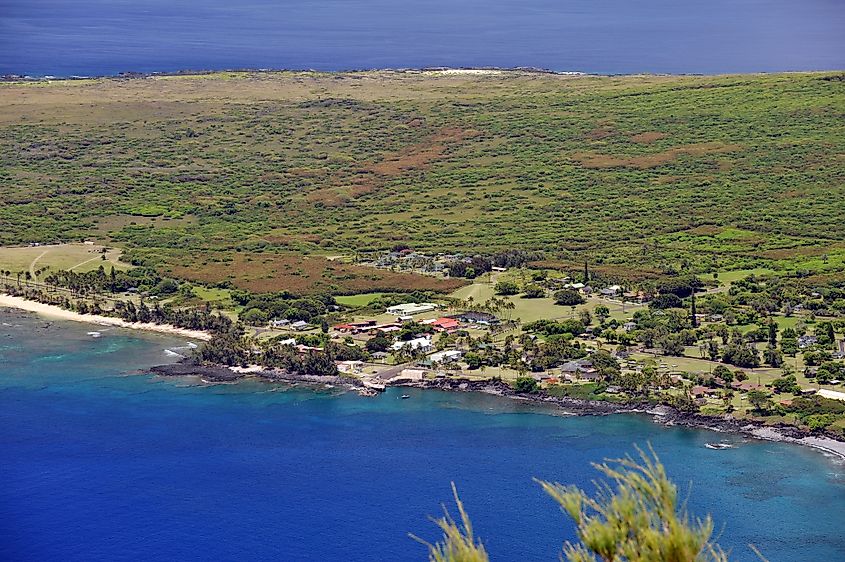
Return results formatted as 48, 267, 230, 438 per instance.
1, 308, 844, 561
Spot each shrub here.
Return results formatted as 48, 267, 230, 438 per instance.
553, 289, 584, 306
494, 280, 519, 295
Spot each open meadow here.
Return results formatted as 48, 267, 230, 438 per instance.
0, 243, 129, 280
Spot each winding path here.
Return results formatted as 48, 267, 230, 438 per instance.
28, 250, 48, 280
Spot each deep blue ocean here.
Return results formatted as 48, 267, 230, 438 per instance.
1, 309, 844, 561
1, 0, 843, 77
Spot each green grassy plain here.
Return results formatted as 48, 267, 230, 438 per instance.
0, 243, 129, 280
2, 70, 844, 293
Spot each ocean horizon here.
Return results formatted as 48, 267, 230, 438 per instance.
1, 308, 844, 561
1, 0, 844, 78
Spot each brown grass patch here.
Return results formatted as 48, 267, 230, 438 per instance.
686, 225, 723, 236
574, 142, 741, 169
752, 243, 844, 260
169, 253, 467, 295
305, 188, 350, 206
302, 126, 479, 204
585, 126, 615, 140
369, 127, 479, 176
630, 131, 667, 144
528, 260, 663, 282
799, 271, 845, 287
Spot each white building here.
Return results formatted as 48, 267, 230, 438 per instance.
337, 360, 364, 374
391, 336, 433, 353
386, 302, 438, 316
430, 349, 463, 364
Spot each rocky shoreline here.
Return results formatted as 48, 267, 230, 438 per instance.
148, 359, 845, 461
149, 360, 362, 388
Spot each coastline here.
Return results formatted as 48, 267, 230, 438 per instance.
5, 66, 839, 83
4, 290, 842, 462
1, 66, 586, 82
150, 359, 845, 462
0, 293, 211, 341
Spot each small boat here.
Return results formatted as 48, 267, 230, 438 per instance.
400, 394, 411, 400
87, 331, 101, 338
705, 442, 734, 450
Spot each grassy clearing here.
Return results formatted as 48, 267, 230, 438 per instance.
713, 268, 778, 284
335, 292, 387, 307
0, 243, 129, 280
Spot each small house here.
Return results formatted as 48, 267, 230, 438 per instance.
391, 336, 433, 353
423, 317, 461, 333
560, 358, 599, 381
798, 335, 818, 349
430, 349, 463, 364
291, 320, 310, 331
337, 360, 364, 374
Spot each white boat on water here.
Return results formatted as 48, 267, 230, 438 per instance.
705, 442, 734, 450
87, 331, 101, 338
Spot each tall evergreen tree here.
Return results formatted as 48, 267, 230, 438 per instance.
690, 291, 698, 328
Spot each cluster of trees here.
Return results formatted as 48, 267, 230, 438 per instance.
42, 266, 181, 298
447, 251, 543, 279
196, 331, 371, 376
112, 299, 234, 333
232, 290, 337, 326
523, 319, 585, 337
722, 274, 845, 319
493, 279, 548, 299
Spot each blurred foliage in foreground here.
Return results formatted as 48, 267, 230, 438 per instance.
417, 446, 741, 562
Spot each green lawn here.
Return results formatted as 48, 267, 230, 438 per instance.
335, 293, 387, 307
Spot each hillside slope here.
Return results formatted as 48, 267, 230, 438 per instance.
1, 70, 843, 288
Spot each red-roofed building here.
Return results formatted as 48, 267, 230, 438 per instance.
429, 317, 460, 333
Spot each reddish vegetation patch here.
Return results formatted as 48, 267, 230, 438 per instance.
585, 126, 615, 140
528, 260, 663, 282
369, 127, 478, 176
630, 131, 667, 144
752, 244, 844, 260
303, 127, 478, 205
687, 225, 723, 236
169, 253, 467, 295
305, 188, 350, 206
574, 142, 741, 169
798, 271, 845, 288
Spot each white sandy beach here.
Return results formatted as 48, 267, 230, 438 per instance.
0, 293, 211, 341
